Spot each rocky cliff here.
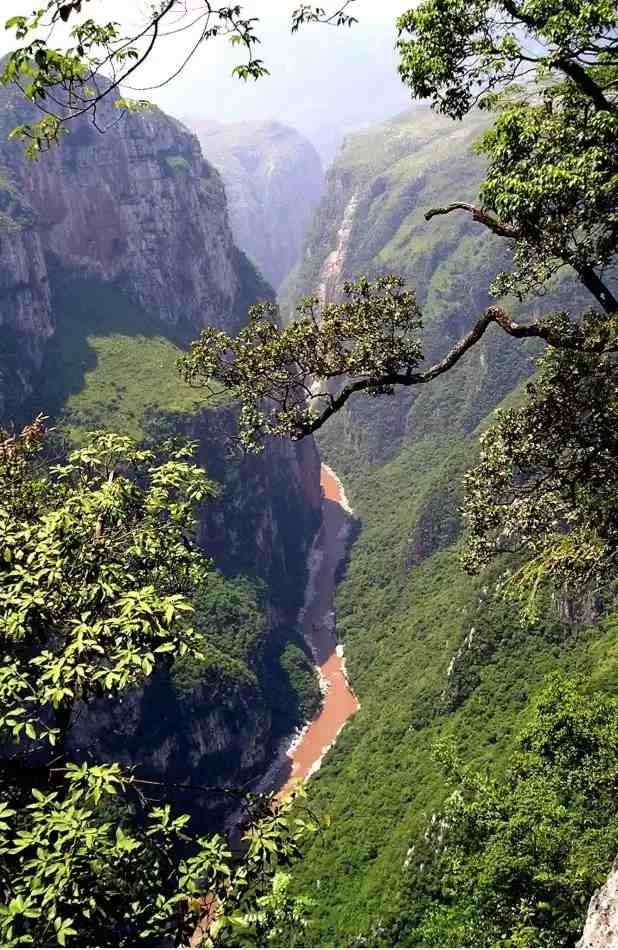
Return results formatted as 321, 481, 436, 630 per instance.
0, 84, 261, 417
190, 119, 323, 289
281, 107, 536, 465
579, 860, 618, 947
0, 83, 322, 811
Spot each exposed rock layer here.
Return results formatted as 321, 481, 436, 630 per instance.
579, 859, 618, 947
0, 86, 256, 415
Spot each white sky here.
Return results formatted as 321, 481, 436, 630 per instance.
1, 2, 416, 160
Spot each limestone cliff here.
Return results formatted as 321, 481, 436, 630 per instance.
579, 859, 618, 947
190, 119, 323, 289
0, 173, 51, 420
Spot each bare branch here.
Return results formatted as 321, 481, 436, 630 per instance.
300, 306, 609, 437
424, 203, 520, 240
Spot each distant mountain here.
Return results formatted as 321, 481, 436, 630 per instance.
155, 15, 412, 166
190, 118, 323, 289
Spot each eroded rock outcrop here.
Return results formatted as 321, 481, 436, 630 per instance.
0, 84, 257, 414
579, 859, 618, 947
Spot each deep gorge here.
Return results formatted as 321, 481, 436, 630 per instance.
0, 81, 326, 824
2, 34, 618, 946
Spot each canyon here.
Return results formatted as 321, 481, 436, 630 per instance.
2, 65, 618, 948
0, 83, 324, 814
189, 118, 323, 290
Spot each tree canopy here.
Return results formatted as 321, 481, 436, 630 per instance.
0, 420, 316, 947
389, 675, 618, 947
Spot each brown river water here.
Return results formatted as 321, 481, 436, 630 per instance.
231, 462, 359, 800
273, 463, 359, 795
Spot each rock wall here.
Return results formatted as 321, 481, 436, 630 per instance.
0, 84, 257, 415
0, 167, 52, 419
190, 119, 323, 289
145, 403, 322, 626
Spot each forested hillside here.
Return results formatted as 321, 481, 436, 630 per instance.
275, 107, 618, 945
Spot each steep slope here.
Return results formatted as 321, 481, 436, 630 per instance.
0, 82, 257, 417
279, 107, 614, 944
0, 87, 322, 812
190, 119, 323, 289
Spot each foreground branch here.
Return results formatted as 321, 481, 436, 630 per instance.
425, 203, 520, 240
425, 204, 618, 314
302, 306, 605, 436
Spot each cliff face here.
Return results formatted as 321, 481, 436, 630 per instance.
0, 85, 322, 810
190, 119, 323, 289
146, 403, 322, 626
280, 107, 534, 464
0, 169, 52, 419
0, 85, 259, 415
579, 860, 618, 947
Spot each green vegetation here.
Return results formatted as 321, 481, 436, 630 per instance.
171, 572, 266, 699
288, 430, 618, 945
164, 154, 191, 175
4, 2, 618, 946
169, 571, 321, 726
391, 675, 618, 947
259, 9, 618, 939
278, 643, 322, 722
0, 421, 317, 947
30, 279, 221, 441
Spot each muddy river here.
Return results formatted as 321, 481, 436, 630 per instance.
270, 463, 359, 796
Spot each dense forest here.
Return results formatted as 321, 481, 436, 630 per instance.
1, 0, 618, 947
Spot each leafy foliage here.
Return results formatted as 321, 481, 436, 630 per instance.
0, 761, 316, 948
397, 0, 618, 119
464, 315, 618, 611
0, 421, 317, 946
180, 275, 423, 448
0, 419, 214, 746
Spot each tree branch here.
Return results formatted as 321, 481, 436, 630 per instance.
554, 56, 616, 113
500, 0, 617, 112
425, 203, 520, 240
300, 306, 606, 437
424, 204, 618, 314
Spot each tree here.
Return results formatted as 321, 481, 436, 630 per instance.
0, 419, 316, 947
1, 1, 357, 154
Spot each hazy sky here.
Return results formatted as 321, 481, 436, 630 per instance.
1, 2, 415, 161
